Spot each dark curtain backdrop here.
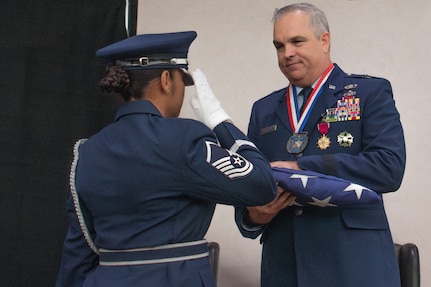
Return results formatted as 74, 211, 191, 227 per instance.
0, 1, 134, 285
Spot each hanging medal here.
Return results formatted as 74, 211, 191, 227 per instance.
286, 63, 335, 154
317, 121, 331, 150
286, 87, 309, 154
287, 132, 309, 154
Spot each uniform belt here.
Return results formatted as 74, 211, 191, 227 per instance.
99, 240, 209, 266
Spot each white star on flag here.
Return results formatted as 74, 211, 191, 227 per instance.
290, 174, 317, 188
273, 167, 382, 207
309, 196, 337, 207
343, 183, 369, 200
292, 199, 303, 206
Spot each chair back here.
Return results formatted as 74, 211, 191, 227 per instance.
394, 243, 420, 287
208, 242, 220, 284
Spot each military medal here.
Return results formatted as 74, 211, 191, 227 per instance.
286, 64, 335, 154
287, 132, 309, 154
317, 122, 331, 150
337, 131, 354, 147
317, 135, 331, 150
324, 83, 361, 123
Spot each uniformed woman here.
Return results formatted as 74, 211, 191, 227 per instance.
56, 31, 277, 287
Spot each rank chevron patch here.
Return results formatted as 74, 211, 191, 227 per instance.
205, 141, 253, 179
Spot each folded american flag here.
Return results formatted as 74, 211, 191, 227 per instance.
272, 167, 382, 207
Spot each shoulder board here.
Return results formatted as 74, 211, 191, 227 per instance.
259, 87, 287, 100
256, 87, 287, 103
268, 86, 287, 95
346, 73, 375, 79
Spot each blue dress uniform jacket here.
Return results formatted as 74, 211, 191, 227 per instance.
235, 64, 406, 287
56, 100, 277, 287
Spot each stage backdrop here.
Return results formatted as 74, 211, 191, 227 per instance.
0, 1, 129, 285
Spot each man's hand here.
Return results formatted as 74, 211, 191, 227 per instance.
270, 160, 301, 170
244, 160, 300, 225
245, 187, 296, 225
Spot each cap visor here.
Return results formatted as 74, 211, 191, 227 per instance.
180, 68, 194, 86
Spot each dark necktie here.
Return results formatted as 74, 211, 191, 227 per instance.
299, 87, 313, 114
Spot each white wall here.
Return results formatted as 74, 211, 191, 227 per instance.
138, 1, 430, 286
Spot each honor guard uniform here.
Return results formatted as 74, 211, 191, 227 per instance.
56, 31, 277, 287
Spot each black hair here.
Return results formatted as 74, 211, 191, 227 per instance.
99, 66, 174, 101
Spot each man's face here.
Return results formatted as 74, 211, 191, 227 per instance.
273, 11, 330, 87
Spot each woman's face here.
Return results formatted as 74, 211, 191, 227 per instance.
166, 69, 185, 117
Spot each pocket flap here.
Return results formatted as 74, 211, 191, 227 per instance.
341, 204, 389, 230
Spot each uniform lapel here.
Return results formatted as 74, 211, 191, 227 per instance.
275, 90, 294, 133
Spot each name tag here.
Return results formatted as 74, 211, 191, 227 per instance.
260, 124, 277, 135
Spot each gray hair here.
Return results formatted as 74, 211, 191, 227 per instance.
273, 2, 330, 38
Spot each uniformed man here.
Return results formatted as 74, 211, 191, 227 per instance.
235, 3, 406, 287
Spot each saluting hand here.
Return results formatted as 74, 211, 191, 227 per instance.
190, 69, 232, 130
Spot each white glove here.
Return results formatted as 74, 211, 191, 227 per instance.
190, 69, 232, 130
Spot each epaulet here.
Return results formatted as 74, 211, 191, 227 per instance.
256, 87, 286, 102
346, 73, 376, 79
268, 86, 286, 95
347, 73, 378, 79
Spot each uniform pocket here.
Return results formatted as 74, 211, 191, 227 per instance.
341, 204, 389, 230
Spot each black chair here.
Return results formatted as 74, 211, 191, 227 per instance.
207, 242, 420, 286
394, 243, 420, 287
208, 242, 220, 284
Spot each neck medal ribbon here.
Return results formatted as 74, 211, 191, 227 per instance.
286, 63, 335, 154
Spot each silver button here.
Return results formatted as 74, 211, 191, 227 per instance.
295, 208, 303, 216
